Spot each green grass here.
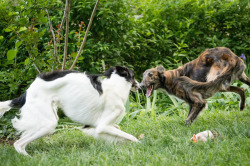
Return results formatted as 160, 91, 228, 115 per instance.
0, 104, 249, 166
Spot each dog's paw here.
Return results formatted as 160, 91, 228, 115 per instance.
240, 103, 246, 111
185, 120, 192, 126
136, 139, 141, 143
14, 142, 30, 156
132, 137, 140, 143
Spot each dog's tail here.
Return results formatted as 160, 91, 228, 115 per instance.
201, 59, 245, 90
0, 92, 26, 117
0, 101, 12, 117
176, 59, 245, 96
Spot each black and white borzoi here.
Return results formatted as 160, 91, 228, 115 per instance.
0, 66, 140, 155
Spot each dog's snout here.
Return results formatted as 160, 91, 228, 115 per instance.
139, 82, 145, 89
135, 80, 140, 87
131, 80, 140, 92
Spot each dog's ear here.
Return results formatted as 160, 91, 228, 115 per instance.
156, 66, 165, 75
115, 66, 126, 71
104, 67, 116, 78
115, 66, 129, 77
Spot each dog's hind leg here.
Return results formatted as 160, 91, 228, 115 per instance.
14, 123, 57, 156
240, 72, 250, 86
220, 86, 246, 110
12, 103, 58, 155
13, 119, 57, 156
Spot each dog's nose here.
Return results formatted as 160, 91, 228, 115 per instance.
135, 80, 140, 88
131, 80, 140, 92
139, 83, 145, 89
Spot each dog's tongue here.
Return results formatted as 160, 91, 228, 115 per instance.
146, 85, 153, 97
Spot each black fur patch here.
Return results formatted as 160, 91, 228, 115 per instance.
82, 125, 91, 129
87, 74, 103, 95
181, 63, 193, 78
102, 66, 135, 82
39, 70, 79, 81
87, 66, 135, 94
190, 67, 210, 82
10, 92, 27, 108
103, 67, 115, 78
115, 66, 135, 82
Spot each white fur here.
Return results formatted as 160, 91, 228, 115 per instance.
1, 72, 139, 155
0, 100, 12, 117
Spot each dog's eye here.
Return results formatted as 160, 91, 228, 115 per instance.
148, 73, 153, 77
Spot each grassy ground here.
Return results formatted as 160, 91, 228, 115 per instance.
0, 102, 249, 166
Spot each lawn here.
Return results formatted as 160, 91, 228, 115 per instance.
0, 95, 249, 166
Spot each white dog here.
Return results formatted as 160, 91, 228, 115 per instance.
0, 66, 140, 155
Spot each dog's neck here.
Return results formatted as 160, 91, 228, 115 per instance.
163, 69, 182, 83
102, 73, 131, 104
159, 67, 184, 94
158, 62, 192, 88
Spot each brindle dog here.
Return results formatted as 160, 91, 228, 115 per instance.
140, 47, 250, 125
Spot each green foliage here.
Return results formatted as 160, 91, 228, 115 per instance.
1, 0, 249, 76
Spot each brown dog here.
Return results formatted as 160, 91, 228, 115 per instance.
140, 47, 250, 125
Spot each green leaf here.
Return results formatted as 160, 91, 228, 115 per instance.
24, 58, 30, 65
78, 56, 83, 60
0, 36, 3, 40
15, 41, 22, 48
39, 29, 46, 36
4, 28, 12, 32
40, 16, 47, 23
146, 32, 152, 36
19, 27, 27, 32
72, 52, 77, 58
8, 11, 18, 16
7, 50, 17, 60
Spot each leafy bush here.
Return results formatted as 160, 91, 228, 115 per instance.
0, 0, 249, 140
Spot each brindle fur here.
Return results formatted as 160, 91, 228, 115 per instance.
141, 47, 250, 125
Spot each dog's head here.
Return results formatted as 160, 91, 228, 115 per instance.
140, 66, 165, 97
104, 66, 139, 92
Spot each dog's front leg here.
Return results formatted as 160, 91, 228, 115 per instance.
186, 101, 206, 125
185, 93, 206, 125
95, 107, 139, 143
96, 125, 139, 143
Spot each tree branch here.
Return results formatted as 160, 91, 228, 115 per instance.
59, 2, 67, 33
69, 0, 100, 70
46, 9, 57, 57
62, 0, 70, 70
27, 51, 41, 73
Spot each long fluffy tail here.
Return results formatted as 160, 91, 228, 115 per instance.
175, 59, 245, 96
0, 92, 26, 117
0, 101, 12, 117
196, 59, 245, 91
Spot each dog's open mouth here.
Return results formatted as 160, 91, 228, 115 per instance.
146, 85, 154, 98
